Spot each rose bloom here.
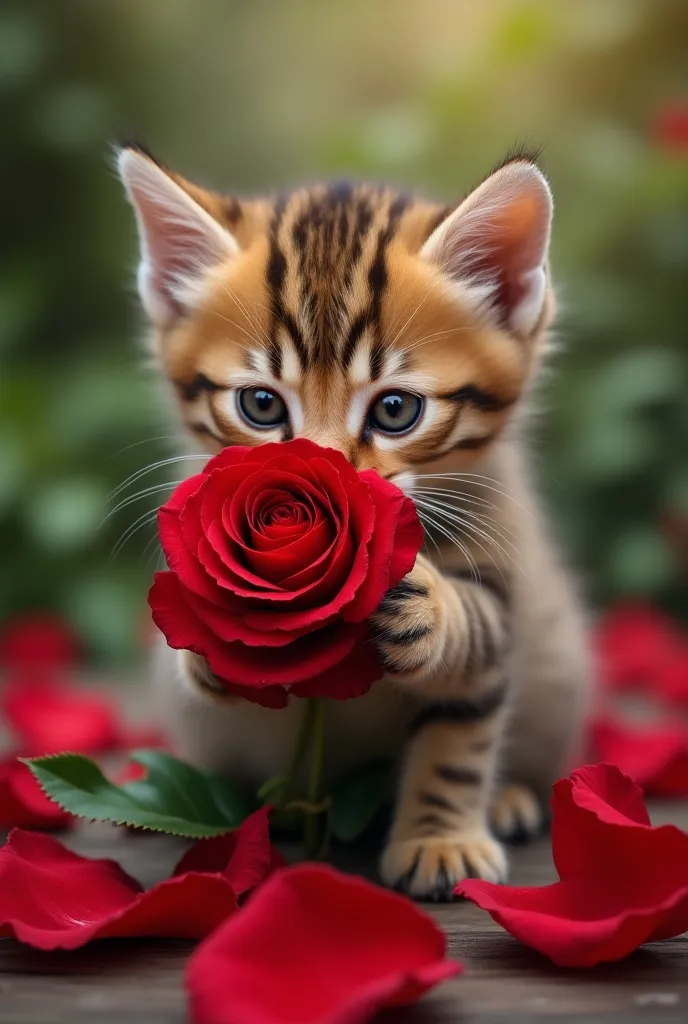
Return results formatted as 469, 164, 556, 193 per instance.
149, 439, 423, 708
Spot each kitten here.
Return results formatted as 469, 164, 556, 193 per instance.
117, 145, 590, 900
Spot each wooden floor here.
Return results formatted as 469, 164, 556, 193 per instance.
1, 681, 687, 1023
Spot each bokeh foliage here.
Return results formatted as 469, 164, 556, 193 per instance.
0, 0, 686, 660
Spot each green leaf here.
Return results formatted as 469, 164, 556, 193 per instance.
24, 750, 253, 838
331, 760, 393, 843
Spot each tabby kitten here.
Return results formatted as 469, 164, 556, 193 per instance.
118, 144, 590, 900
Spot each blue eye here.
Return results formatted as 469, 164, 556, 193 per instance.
369, 392, 423, 434
238, 387, 288, 428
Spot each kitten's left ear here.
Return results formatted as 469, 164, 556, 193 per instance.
421, 159, 553, 338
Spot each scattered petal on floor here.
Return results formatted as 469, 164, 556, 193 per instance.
0, 615, 80, 671
457, 764, 688, 967
0, 829, 238, 950
174, 806, 282, 897
186, 862, 461, 1024
2, 678, 123, 755
0, 760, 72, 830
591, 718, 688, 797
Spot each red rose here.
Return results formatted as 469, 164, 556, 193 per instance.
149, 439, 423, 708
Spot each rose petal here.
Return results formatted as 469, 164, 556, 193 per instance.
455, 875, 688, 969
159, 500, 244, 605
457, 764, 688, 967
657, 650, 688, 704
150, 572, 372, 688
0, 760, 72, 830
1, 677, 122, 755
345, 470, 423, 620
174, 806, 278, 897
0, 614, 79, 671
186, 863, 461, 1024
0, 829, 238, 950
291, 629, 382, 701
590, 718, 688, 797
594, 603, 684, 691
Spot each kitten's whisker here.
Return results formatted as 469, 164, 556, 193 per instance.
416, 496, 534, 588
204, 302, 266, 351
411, 485, 503, 517
385, 287, 432, 351
414, 496, 520, 564
415, 498, 504, 580
415, 503, 481, 584
140, 532, 163, 569
401, 325, 472, 354
419, 513, 443, 561
110, 508, 160, 560
215, 280, 273, 350
103, 481, 182, 524
109, 455, 207, 503
417, 506, 476, 579
413, 473, 534, 518
110, 435, 181, 457
413, 494, 518, 546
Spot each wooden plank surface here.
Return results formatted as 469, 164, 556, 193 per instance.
1, 682, 687, 1023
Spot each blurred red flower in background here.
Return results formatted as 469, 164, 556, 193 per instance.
652, 99, 688, 153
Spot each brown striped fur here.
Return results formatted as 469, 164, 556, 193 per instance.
119, 146, 590, 900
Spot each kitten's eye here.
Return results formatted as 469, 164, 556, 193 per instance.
238, 387, 288, 428
369, 392, 423, 434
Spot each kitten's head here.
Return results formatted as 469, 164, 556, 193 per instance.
117, 145, 554, 482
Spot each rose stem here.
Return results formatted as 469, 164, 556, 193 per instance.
281, 698, 318, 808
304, 698, 325, 859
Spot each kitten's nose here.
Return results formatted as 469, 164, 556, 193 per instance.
295, 433, 357, 466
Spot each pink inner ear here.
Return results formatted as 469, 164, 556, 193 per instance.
118, 148, 238, 326
422, 162, 552, 334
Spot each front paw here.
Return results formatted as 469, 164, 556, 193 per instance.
370, 557, 446, 679
380, 831, 507, 902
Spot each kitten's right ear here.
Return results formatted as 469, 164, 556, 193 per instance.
116, 146, 239, 327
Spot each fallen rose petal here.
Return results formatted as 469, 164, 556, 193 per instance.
457, 764, 688, 967
0, 614, 79, 670
657, 649, 688, 704
590, 718, 688, 797
174, 806, 279, 897
594, 604, 684, 691
118, 724, 171, 751
0, 829, 238, 950
2, 677, 122, 755
0, 759, 72, 830
186, 863, 460, 1024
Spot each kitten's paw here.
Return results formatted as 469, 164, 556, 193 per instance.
489, 784, 543, 843
380, 831, 507, 902
370, 556, 445, 679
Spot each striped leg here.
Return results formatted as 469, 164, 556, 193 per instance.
380, 676, 509, 899
372, 554, 515, 899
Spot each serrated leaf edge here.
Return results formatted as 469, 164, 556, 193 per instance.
21, 752, 236, 839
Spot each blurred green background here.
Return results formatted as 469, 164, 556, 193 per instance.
1, 0, 686, 662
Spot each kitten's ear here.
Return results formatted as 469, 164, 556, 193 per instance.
116, 146, 239, 327
421, 159, 553, 338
